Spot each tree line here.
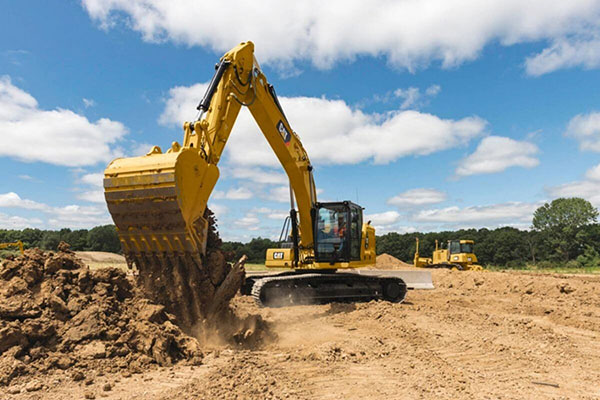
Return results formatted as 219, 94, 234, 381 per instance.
0, 225, 121, 254
2, 198, 598, 268
378, 198, 600, 268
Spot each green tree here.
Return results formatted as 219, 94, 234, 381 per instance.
86, 225, 121, 253
532, 197, 599, 261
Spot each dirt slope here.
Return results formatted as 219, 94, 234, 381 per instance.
2, 269, 600, 399
74, 252, 126, 264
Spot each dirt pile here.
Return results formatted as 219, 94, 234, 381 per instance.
374, 253, 415, 270
0, 243, 203, 387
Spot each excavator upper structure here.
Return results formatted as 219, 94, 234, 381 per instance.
104, 42, 408, 307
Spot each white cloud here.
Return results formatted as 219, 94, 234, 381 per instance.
365, 211, 401, 226
83, 98, 96, 108
394, 85, 441, 109
387, 188, 447, 208
18, 174, 35, 181
0, 212, 43, 229
455, 136, 539, 177
413, 201, 542, 226
47, 204, 112, 229
0, 191, 111, 229
268, 186, 292, 203
229, 167, 288, 185
565, 111, 600, 152
83, 0, 600, 75
547, 163, 600, 207
131, 142, 156, 157
253, 207, 289, 220
0, 192, 48, 210
160, 84, 487, 167
526, 36, 600, 76
208, 203, 228, 217
76, 172, 105, 204
0, 76, 127, 167
212, 187, 253, 200
235, 213, 260, 231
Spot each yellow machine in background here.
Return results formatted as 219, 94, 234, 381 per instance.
0, 240, 24, 255
103, 41, 407, 306
414, 238, 482, 271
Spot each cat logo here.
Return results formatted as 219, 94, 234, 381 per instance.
273, 251, 285, 260
277, 120, 291, 144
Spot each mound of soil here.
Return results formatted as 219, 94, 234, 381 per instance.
374, 253, 416, 270
74, 251, 126, 264
0, 243, 203, 387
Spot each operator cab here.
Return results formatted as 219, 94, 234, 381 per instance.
448, 240, 474, 254
313, 201, 363, 264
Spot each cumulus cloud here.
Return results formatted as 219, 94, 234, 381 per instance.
235, 213, 260, 231
394, 85, 441, 109
0, 191, 111, 229
565, 111, 600, 152
77, 172, 105, 203
387, 188, 447, 208
526, 36, 600, 76
160, 83, 486, 167
0, 192, 48, 211
455, 136, 539, 177
0, 76, 127, 167
212, 187, 253, 200
83, 98, 96, 108
83, 0, 600, 74
413, 201, 542, 226
547, 163, 600, 207
0, 212, 43, 229
364, 211, 401, 226
228, 167, 288, 185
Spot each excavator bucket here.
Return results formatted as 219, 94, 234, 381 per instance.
103, 145, 219, 267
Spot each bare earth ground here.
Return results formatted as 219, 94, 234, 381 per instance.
3, 268, 600, 400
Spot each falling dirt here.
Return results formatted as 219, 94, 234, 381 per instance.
128, 209, 252, 337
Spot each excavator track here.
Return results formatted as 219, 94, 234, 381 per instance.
250, 272, 407, 307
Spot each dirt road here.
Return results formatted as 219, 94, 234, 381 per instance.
3, 269, 600, 399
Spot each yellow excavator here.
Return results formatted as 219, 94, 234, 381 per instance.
414, 238, 482, 271
103, 41, 407, 306
0, 240, 24, 255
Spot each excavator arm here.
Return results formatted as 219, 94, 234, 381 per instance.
182, 42, 317, 250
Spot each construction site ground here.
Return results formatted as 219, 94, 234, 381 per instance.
3, 262, 599, 400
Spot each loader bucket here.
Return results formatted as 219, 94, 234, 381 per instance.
103, 147, 219, 268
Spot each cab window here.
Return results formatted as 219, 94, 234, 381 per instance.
449, 241, 461, 254
350, 205, 362, 260
315, 205, 348, 261
461, 243, 473, 253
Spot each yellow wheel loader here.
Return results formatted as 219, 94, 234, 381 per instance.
414, 238, 483, 271
104, 41, 408, 307
0, 240, 24, 255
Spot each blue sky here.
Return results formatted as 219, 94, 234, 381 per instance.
2, 0, 600, 241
